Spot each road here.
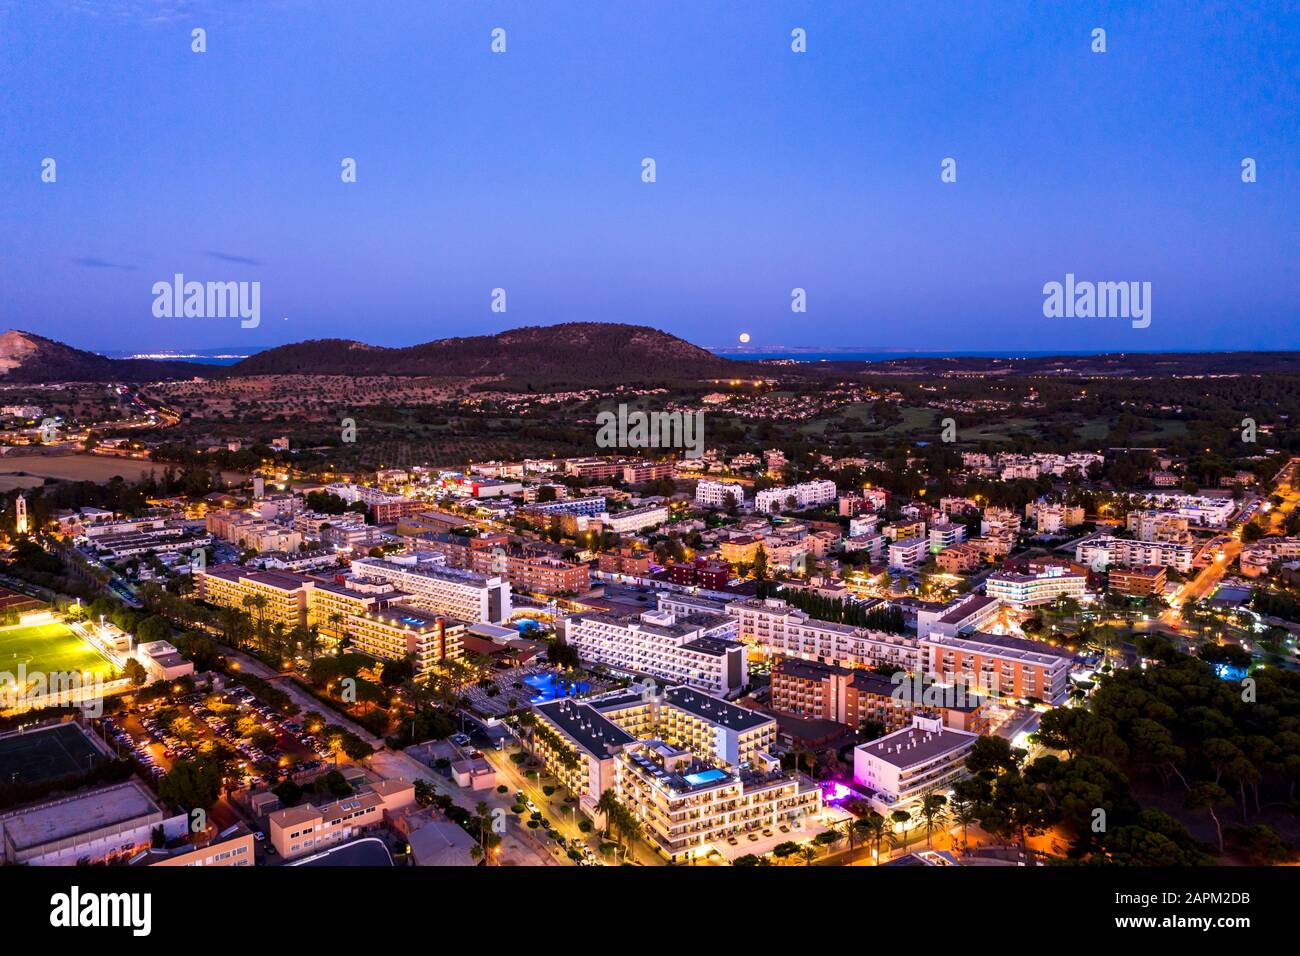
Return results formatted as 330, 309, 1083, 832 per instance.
1160, 457, 1299, 628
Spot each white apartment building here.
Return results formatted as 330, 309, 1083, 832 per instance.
1240, 537, 1300, 577
1025, 501, 1085, 534
849, 514, 879, 538
1126, 493, 1236, 528
888, 535, 929, 572
695, 479, 746, 509
853, 714, 979, 816
916, 593, 1001, 639
727, 598, 919, 671
985, 567, 1088, 607
754, 479, 837, 514
1126, 509, 1191, 542
1075, 534, 1193, 573
980, 507, 1022, 536
928, 521, 967, 554
349, 555, 512, 623
561, 609, 748, 697
599, 504, 670, 534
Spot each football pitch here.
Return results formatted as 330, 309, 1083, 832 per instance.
0, 722, 106, 785
0, 622, 114, 680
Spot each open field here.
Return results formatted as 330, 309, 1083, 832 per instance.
0, 722, 105, 784
0, 474, 45, 492
0, 453, 244, 486
0, 622, 114, 678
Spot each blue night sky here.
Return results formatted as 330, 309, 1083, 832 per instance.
1, 0, 1296, 354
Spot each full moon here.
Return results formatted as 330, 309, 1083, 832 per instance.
738, 332, 751, 343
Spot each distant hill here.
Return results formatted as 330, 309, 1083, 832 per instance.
230, 322, 745, 386
0, 330, 210, 383
829, 352, 1300, 377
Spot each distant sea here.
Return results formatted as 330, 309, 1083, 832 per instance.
108, 345, 1219, 367
104, 348, 253, 366
708, 348, 1196, 362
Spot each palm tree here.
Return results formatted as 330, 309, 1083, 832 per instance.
947, 791, 976, 854
919, 793, 948, 850
596, 789, 620, 839
860, 813, 887, 863
302, 624, 322, 661
799, 844, 817, 866
241, 593, 268, 649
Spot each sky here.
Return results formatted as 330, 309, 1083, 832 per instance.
0, 0, 1296, 355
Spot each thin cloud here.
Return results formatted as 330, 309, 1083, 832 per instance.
72, 257, 137, 270
205, 251, 262, 266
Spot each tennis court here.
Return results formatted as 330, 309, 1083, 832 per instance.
0, 722, 105, 785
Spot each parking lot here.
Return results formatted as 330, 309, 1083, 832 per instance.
100, 688, 335, 790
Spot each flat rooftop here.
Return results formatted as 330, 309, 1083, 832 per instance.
856, 723, 977, 771
937, 594, 998, 625
924, 630, 1076, 663
1, 782, 162, 851
371, 604, 458, 630
664, 686, 771, 732
534, 699, 636, 757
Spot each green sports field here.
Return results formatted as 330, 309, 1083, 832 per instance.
0, 622, 114, 680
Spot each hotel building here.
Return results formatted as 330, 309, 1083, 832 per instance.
770, 657, 988, 734
349, 555, 512, 624
928, 521, 967, 554
325, 482, 422, 523
727, 598, 919, 671
195, 565, 313, 630
532, 686, 818, 862
344, 604, 465, 676
560, 609, 747, 697
920, 631, 1075, 705
599, 504, 670, 534
1075, 534, 1193, 573
852, 713, 980, 815
935, 543, 983, 573
985, 566, 1088, 607
1025, 501, 1085, 534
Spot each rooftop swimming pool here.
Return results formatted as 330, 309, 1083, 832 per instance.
683, 768, 729, 787
524, 672, 590, 704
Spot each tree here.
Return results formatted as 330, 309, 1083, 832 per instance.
135, 615, 171, 645
596, 788, 619, 839
919, 792, 948, 849
122, 657, 149, 687
158, 756, 223, 812
1186, 783, 1230, 855
771, 841, 800, 862
948, 784, 978, 854
859, 813, 887, 862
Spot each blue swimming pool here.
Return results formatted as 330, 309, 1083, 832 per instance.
523, 672, 590, 704
683, 768, 729, 787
